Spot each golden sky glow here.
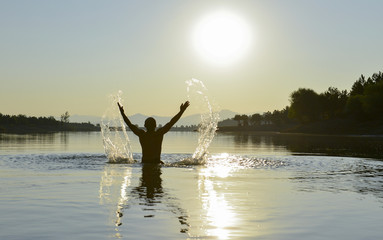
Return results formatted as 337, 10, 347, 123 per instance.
1, 1, 383, 117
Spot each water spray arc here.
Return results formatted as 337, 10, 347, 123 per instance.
101, 91, 134, 163
186, 79, 219, 162
101, 79, 218, 164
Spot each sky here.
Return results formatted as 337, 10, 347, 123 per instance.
1, 0, 383, 118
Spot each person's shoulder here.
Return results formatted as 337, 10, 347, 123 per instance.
155, 128, 167, 135
135, 129, 146, 136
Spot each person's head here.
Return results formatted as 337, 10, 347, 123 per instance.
144, 117, 156, 131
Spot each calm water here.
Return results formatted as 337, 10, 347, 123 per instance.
1, 132, 383, 240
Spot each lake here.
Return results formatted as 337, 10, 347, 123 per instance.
1, 131, 383, 239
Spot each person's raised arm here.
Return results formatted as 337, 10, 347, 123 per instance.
159, 101, 190, 134
117, 103, 144, 136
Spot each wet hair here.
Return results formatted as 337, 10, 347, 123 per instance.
144, 117, 156, 131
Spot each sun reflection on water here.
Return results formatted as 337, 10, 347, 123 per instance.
198, 153, 239, 239
99, 165, 132, 236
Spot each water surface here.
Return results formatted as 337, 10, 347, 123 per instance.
1, 132, 383, 239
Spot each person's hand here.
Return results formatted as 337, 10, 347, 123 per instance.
180, 101, 190, 112
117, 102, 125, 114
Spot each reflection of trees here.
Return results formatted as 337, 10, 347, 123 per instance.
227, 132, 383, 159
60, 132, 68, 146
233, 133, 249, 145
277, 134, 383, 159
0, 133, 57, 146
250, 135, 262, 145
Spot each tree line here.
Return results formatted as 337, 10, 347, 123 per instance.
233, 107, 293, 127
0, 112, 100, 133
232, 70, 383, 128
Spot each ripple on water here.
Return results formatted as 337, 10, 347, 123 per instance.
2, 153, 107, 171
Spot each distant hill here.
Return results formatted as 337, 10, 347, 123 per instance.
69, 109, 238, 127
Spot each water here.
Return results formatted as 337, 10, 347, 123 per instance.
1, 132, 383, 239
101, 91, 134, 163
186, 78, 219, 161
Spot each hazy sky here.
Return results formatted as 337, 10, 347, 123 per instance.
1, 0, 383, 117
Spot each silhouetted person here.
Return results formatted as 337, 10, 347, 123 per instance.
117, 101, 190, 164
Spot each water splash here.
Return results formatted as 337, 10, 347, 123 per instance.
101, 80, 218, 165
186, 79, 219, 163
101, 91, 134, 163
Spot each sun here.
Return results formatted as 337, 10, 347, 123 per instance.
192, 10, 252, 66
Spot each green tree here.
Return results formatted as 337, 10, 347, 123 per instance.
346, 71, 383, 120
250, 113, 262, 126
350, 75, 366, 96
241, 114, 249, 126
233, 114, 242, 126
288, 88, 322, 123
263, 111, 272, 124
271, 110, 288, 126
362, 81, 383, 119
320, 87, 348, 119
60, 111, 70, 123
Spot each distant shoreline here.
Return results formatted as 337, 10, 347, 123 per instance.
218, 118, 383, 136
0, 127, 101, 134
0, 123, 100, 134
2, 118, 383, 136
